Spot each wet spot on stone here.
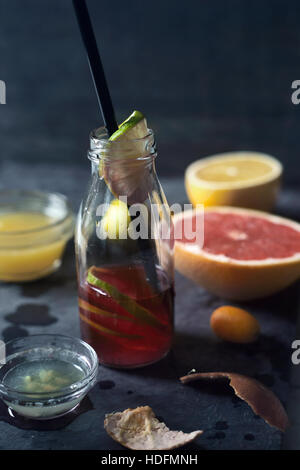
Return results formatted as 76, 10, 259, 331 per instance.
5, 304, 57, 326
127, 390, 133, 395
99, 380, 115, 390
2, 326, 29, 342
207, 432, 226, 440
21, 281, 53, 299
244, 433, 255, 441
215, 421, 228, 430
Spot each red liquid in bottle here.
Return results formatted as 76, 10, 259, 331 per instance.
78, 264, 174, 368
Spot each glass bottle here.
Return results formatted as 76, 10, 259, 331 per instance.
75, 126, 174, 368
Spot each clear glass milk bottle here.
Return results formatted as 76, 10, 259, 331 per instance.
75, 125, 174, 368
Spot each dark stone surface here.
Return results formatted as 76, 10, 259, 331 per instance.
0, 161, 299, 450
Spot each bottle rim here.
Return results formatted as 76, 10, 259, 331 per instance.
88, 126, 157, 163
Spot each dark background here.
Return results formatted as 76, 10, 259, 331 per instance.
0, 0, 300, 186
0, 1, 300, 451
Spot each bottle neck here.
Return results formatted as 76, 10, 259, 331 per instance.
88, 126, 157, 175
88, 127, 157, 203
89, 126, 156, 158
90, 154, 156, 176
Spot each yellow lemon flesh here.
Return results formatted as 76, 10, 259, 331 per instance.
185, 151, 282, 211
101, 199, 131, 239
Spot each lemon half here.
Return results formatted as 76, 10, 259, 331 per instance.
185, 151, 282, 211
101, 199, 130, 239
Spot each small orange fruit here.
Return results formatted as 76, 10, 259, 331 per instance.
210, 306, 260, 343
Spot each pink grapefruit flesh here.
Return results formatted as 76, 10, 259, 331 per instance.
180, 211, 300, 261
174, 207, 300, 300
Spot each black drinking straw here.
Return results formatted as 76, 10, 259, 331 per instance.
72, 0, 117, 136
72, 0, 159, 290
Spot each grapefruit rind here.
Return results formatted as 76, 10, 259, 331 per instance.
174, 206, 300, 301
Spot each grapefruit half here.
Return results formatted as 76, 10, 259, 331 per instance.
174, 206, 300, 300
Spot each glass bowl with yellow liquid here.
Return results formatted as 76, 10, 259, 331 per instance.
0, 189, 74, 282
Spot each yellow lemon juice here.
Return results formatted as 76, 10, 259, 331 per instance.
0, 212, 68, 282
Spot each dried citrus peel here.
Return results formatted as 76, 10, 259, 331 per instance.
104, 406, 203, 450
180, 372, 289, 432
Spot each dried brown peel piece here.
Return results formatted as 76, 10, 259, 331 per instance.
180, 372, 289, 432
104, 405, 203, 450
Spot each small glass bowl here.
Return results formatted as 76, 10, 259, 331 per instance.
0, 335, 99, 420
0, 189, 74, 282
